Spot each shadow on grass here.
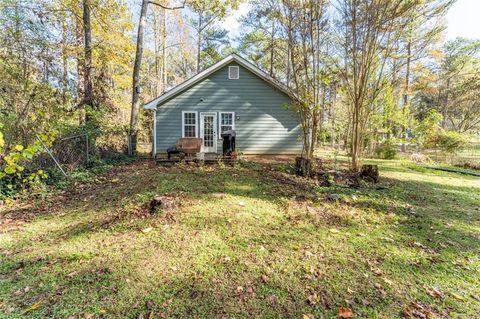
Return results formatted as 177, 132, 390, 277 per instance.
1, 160, 479, 317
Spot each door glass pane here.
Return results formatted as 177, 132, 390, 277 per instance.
204, 116, 214, 148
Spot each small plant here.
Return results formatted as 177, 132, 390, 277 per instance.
375, 139, 397, 160
437, 131, 469, 154
0, 128, 54, 200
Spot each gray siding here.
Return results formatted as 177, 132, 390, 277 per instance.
155, 62, 302, 154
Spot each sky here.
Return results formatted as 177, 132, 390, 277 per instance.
446, 0, 480, 40
223, 0, 480, 41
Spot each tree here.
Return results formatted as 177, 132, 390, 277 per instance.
335, 0, 417, 171
187, 0, 239, 72
414, 38, 480, 134
239, 0, 285, 78
281, 0, 331, 163
80, 0, 93, 110
128, 0, 186, 156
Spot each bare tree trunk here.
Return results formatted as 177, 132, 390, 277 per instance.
61, 18, 68, 104
401, 38, 411, 152
128, 0, 185, 156
350, 96, 363, 172
442, 77, 450, 129
83, 0, 93, 110
128, 0, 149, 155
269, 21, 275, 77
161, 9, 167, 94
75, 15, 85, 126
196, 13, 203, 73
153, 9, 161, 97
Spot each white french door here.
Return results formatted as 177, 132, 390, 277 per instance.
200, 112, 217, 153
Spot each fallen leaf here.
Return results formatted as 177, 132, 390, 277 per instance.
303, 314, 314, 319
450, 292, 464, 301
338, 306, 353, 318
371, 267, 383, 276
23, 301, 42, 314
308, 293, 320, 305
260, 274, 269, 283
268, 294, 278, 305
425, 287, 444, 299
382, 278, 393, 286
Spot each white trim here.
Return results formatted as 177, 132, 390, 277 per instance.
228, 66, 239, 79
181, 111, 198, 138
152, 110, 157, 157
200, 112, 217, 153
218, 112, 235, 139
143, 53, 294, 110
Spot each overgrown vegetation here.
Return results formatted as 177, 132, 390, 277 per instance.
1, 159, 479, 318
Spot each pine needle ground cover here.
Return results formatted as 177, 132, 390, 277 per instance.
1, 160, 479, 318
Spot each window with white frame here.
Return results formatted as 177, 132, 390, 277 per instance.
228, 66, 239, 79
219, 112, 235, 138
182, 111, 197, 137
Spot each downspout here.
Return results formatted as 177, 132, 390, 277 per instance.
152, 109, 157, 158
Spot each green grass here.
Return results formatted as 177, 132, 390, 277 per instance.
0, 159, 479, 318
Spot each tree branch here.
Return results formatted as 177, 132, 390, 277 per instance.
148, 0, 186, 10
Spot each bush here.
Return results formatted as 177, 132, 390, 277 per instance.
437, 131, 469, 154
375, 139, 398, 159
0, 138, 51, 200
424, 130, 469, 154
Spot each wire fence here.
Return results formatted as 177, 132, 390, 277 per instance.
32, 134, 90, 174
31, 128, 142, 174
400, 142, 480, 165
317, 141, 480, 168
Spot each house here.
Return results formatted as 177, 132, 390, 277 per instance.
144, 54, 302, 156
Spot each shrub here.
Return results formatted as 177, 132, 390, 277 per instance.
375, 139, 397, 159
0, 128, 55, 200
437, 131, 469, 154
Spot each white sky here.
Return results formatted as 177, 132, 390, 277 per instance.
446, 0, 480, 40
221, 2, 251, 39
223, 0, 480, 41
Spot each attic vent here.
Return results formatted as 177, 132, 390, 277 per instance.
228, 66, 239, 79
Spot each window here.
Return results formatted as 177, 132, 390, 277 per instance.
219, 112, 235, 138
228, 66, 239, 79
182, 111, 198, 137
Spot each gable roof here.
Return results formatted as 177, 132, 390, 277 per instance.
143, 53, 294, 110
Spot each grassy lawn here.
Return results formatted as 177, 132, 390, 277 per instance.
0, 158, 479, 318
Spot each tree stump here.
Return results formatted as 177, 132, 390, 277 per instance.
360, 164, 379, 183
148, 195, 176, 214
295, 157, 312, 177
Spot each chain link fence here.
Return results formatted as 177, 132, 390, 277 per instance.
31, 128, 138, 175
400, 142, 480, 167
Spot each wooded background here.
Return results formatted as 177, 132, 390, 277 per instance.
0, 0, 479, 189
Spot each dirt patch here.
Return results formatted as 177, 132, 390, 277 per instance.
242, 155, 297, 164
261, 170, 317, 198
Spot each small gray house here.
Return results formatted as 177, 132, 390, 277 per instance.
144, 54, 302, 156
